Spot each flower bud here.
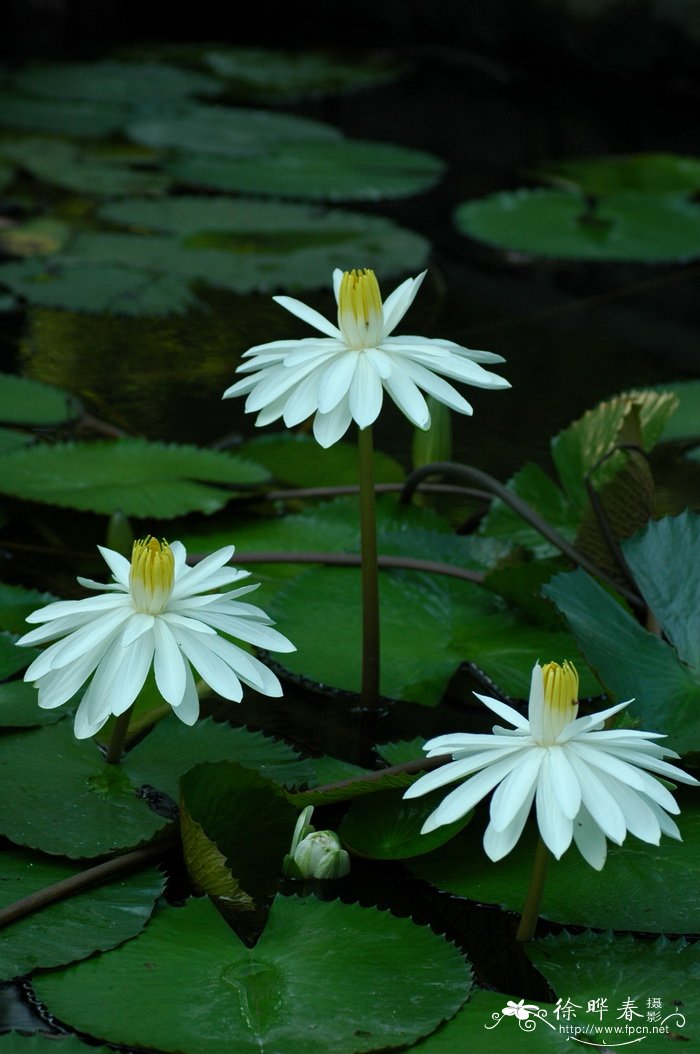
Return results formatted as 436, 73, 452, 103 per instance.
292, 830, 350, 880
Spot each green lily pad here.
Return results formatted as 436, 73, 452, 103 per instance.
0, 680, 66, 727
167, 138, 445, 201
455, 188, 700, 262
653, 379, 700, 442
0, 137, 169, 197
0, 258, 200, 316
0, 582, 57, 634
0, 848, 164, 978
203, 48, 404, 102
416, 937, 700, 1053
338, 787, 472, 859
34, 894, 472, 1054
0, 1036, 110, 1052
543, 568, 700, 756
535, 152, 700, 195
0, 372, 81, 426
0, 92, 130, 137
270, 559, 597, 706
623, 511, 700, 671
409, 800, 700, 933
13, 61, 222, 103
0, 437, 268, 517
0, 631, 36, 679
0, 716, 311, 858
180, 761, 297, 905
128, 102, 341, 156
237, 433, 404, 488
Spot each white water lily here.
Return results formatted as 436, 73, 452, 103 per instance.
405, 660, 698, 869
223, 268, 510, 448
17, 538, 295, 740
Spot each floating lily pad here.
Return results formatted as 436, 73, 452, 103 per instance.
0, 716, 311, 858
271, 561, 595, 705
12, 61, 222, 104
455, 188, 700, 262
415, 937, 700, 1053
339, 787, 472, 859
128, 102, 340, 156
0, 437, 268, 517
534, 152, 700, 195
0, 849, 164, 978
409, 801, 700, 933
0, 92, 130, 137
653, 380, 700, 442
0, 582, 57, 634
0, 631, 37, 679
34, 895, 472, 1054
0, 258, 200, 316
203, 48, 405, 102
237, 433, 404, 488
0, 372, 81, 426
167, 138, 445, 201
0, 138, 169, 196
0, 680, 66, 727
0, 1036, 109, 1052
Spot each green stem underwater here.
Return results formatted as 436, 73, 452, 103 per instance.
105, 705, 135, 765
357, 425, 380, 709
517, 835, 550, 941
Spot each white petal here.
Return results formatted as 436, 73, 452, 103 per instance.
281, 368, 323, 427
566, 751, 627, 844
405, 744, 526, 799
121, 613, 155, 647
381, 273, 425, 336
176, 629, 243, 702
153, 618, 187, 706
419, 752, 530, 832
96, 546, 131, 588
572, 805, 608, 870
312, 397, 353, 448
193, 611, 295, 652
272, 295, 341, 339
483, 787, 537, 861
348, 353, 383, 429
34, 644, 107, 709
22, 592, 127, 627
171, 661, 200, 725
382, 366, 430, 429
171, 546, 235, 600
489, 748, 545, 833
473, 692, 530, 731
394, 358, 475, 416
535, 752, 574, 859
316, 352, 359, 414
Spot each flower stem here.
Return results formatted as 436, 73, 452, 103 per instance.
516, 835, 550, 941
105, 705, 135, 765
357, 425, 380, 709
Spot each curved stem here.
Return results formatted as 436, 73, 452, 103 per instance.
308, 752, 452, 798
358, 425, 380, 709
105, 705, 135, 765
516, 835, 550, 941
226, 550, 484, 585
0, 840, 176, 929
401, 461, 644, 611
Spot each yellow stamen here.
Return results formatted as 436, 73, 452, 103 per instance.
542, 660, 579, 725
129, 536, 174, 614
338, 269, 383, 348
